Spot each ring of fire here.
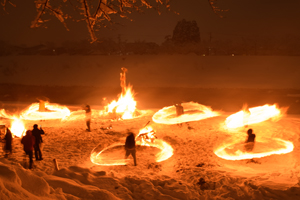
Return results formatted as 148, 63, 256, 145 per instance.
20, 102, 71, 120
152, 102, 220, 124
214, 137, 294, 160
90, 139, 173, 166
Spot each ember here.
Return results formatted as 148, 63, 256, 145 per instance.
152, 102, 220, 124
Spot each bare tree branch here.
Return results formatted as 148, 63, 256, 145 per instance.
1, 0, 195, 42
208, 0, 227, 18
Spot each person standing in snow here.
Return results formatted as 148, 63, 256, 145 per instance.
21, 130, 35, 169
175, 103, 184, 116
125, 132, 137, 166
85, 105, 91, 132
244, 128, 256, 152
4, 128, 13, 158
32, 124, 45, 160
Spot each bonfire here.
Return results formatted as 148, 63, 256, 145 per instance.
102, 67, 141, 120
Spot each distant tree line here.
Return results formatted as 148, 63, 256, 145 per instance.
1, 19, 300, 56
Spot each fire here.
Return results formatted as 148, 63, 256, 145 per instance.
225, 104, 286, 128
152, 102, 220, 124
105, 85, 137, 119
10, 118, 26, 137
104, 68, 138, 120
90, 126, 174, 166
20, 102, 71, 120
136, 126, 174, 162
214, 137, 294, 160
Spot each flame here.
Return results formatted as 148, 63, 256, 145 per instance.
214, 137, 294, 160
90, 126, 174, 166
105, 85, 137, 119
20, 102, 71, 120
225, 104, 285, 128
152, 102, 220, 124
104, 68, 138, 120
10, 118, 26, 137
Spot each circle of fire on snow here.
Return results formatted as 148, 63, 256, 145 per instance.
20, 102, 71, 120
152, 102, 220, 124
214, 137, 294, 160
225, 104, 286, 129
90, 127, 173, 166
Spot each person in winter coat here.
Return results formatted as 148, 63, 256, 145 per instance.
21, 130, 35, 169
125, 132, 137, 166
4, 128, 13, 157
32, 124, 45, 160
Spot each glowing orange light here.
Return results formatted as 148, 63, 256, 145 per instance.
90, 126, 173, 166
103, 68, 138, 120
152, 102, 220, 124
20, 102, 71, 120
225, 104, 286, 129
10, 118, 26, 138
214, 137, 294, 160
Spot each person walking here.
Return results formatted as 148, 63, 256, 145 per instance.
125, 132, 137, 166
32, 124, 45, 160
21, 130, 35, 169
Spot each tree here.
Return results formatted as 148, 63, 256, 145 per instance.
172, 19, 200, 45
1, 0, 223, 43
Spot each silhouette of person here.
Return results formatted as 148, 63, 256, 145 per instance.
125, 132, 137, 166
85, 105, 91, 131
32, 124, 45, 160
175, 103, 184, 116
245, 128, 256, 152
21, 130, 35, 169
4, 128, 13, 158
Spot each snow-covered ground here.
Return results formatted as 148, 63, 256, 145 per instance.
0, 108, 300, 200
0, 55, 300, 199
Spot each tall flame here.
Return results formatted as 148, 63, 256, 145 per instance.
106, 85, 137, 119
104, 68, 137, 119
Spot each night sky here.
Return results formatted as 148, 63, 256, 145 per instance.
1, 0, 300, 45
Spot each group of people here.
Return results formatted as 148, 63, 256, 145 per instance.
2, 124, 45, 169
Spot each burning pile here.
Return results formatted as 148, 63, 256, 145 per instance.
102, 68, 140, 120
152, 102, 220, 124
90, 126, 173, 166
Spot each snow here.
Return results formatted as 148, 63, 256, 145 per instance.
0, 55, 300, 199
